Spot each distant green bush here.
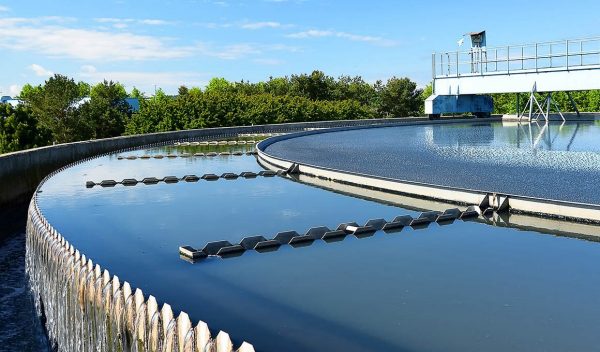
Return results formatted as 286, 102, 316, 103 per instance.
0, 103, 51, 153
125, 91, 374, 134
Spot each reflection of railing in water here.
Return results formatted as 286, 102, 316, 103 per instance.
516, 121, 583, 151
434, 36, 600, 78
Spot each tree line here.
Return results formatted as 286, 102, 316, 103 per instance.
0, 71, 424, 153
491, 91, 600, 115
3, 71, 600, 154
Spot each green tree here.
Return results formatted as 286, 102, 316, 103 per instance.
418, 83, 433, 115
129, 87, 145, 99
333, 75, 377, 107
0, 103, 51, 153
80, 80, 130, 138
205, 78, 233, 94
22, 74, 90, 143
178, 85, 189, 96
290, 70, 335, 100
264, 76, 291, 96
377, 77, 422, 117
18, 83, 43, 102
78, 82, 91, 97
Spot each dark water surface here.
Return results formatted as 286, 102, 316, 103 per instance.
31, 134, 600, 351
265, 121, 600, 204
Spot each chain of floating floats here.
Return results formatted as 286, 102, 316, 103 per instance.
85, 170, 283, 188
173, 139, 258, 146
179, 206, 483, 262
116, 150, 258, 160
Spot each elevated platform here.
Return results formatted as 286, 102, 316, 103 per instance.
435, 65, 600, 95
427, 36, 600, 116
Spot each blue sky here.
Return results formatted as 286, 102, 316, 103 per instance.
1, 0, 599, 95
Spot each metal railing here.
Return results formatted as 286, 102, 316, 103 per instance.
433, 36, 600, 78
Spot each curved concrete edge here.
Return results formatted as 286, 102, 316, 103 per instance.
256, 120, 600, 224
287, 173, 600, 242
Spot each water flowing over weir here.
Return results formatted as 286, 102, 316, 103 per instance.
25, 184, 255, 352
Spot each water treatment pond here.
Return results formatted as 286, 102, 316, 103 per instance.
264, 121, 600, 204
35, 130, 600, 351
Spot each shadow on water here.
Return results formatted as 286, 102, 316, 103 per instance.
0, 200, 51, 352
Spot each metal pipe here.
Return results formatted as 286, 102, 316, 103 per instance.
566, 40, 569, 70
480, 49, 483, 74
456, 51, 459, 77
521, 46, 524, 70
507, 46, 510, 73
440, 53, 443, 76
495, 48, 498, 72
535, 43, 538, 72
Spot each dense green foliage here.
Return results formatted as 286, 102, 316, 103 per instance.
491, 91, 600, 115
18, 75, 132, 144
0, 71, 427, 153
0, 104, 51, 153
126, 90, 373, 134
125, 72, 424, 134
4, 70, 600, 154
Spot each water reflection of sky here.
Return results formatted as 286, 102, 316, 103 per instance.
265, 121, 600, 204
36, 130, 600, 352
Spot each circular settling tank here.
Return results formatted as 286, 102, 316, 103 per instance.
30, 122, 600, 352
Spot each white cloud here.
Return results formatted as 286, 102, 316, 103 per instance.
29, 63, 54, 77
113, 22, 129, 29
78, 66, 209, 93
139, 19, 171, 26
287, 29, 327, 38
197, 20, 292, 30
263, 0, 307, 2
94, 17, 174, 28
195, 22, 233, 29
80, 65, 97, 74
241, 21, 283, 30
201, 43, 261, 60
9, 84, 22, 96
253, 58, 283, 65
287, 29, 397, 46
0, 17, 193, 61
0, 16, 296, 63
0, 5, 9, 12
194, 42, 297, 60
